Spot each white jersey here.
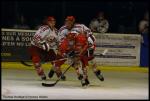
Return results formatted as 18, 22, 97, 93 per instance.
58, 23, 93, 42
31, 25, 58, 50
58, 23, 96, 51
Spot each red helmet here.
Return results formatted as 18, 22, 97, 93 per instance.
47, 16, 55, 21
65, 16, 75, 22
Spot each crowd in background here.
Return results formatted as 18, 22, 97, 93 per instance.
10, 10, 149, 35
2, 1, 149, 35
1, 1, 149, 67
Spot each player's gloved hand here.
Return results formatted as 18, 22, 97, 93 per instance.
40, 41, 50, 52
67, 51, 76, 58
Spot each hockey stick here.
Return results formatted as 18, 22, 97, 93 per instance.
20, 58, 67, 67
94, 49, 108, 57
41, 49, 108, 87
20, 49, 108, 67
20, 60, 33, 67
42, 62, 74, 87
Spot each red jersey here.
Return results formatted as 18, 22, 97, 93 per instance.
59, 38, 75, 56
75, 33, 88, 55
58, 33, 91, 67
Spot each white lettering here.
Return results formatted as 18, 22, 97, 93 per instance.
2, 36, 14, 41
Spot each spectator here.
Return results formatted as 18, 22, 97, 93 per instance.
138, 11, 149, 35
13, 15, 30, 29
89, 11, 109, 33
139, 11, 149, 67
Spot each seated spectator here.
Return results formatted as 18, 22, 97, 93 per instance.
89, 11, 109, 33
13, 15, 30, 29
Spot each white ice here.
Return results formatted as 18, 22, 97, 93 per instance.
1, 68, 149, 100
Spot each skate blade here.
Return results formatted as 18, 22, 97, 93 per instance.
82, 84, 89, 89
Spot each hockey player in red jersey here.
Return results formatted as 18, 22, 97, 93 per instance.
57, 31, 91, 86
74, 33, 91, 86
58, 16, 104, 84
28, 16, 65, 80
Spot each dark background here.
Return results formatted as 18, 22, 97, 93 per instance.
1, 0, 149, 33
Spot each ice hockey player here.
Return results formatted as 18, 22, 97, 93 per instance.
57, 31, 88, 86
28, 16, 65, 80
58, 16, 104, 84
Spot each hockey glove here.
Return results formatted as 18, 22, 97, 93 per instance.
67, 51, 76, 58
40, 41, 50, 52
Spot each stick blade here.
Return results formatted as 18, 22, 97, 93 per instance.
20, 60, 33, 67
42, 83, 56, 87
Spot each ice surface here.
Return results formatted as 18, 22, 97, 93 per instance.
1, 68, 149, 100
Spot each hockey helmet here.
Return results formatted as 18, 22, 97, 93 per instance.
47, 16, 55, 21
65, 16, 75, 22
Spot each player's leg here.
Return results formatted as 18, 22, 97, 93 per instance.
87, 48, 104, 81
89, 59, 104, 81
81, 65, 90, 86
46, 49, 57, 79
28, 46, 46, 80
48, 63, 55, 78
53, 59, 66, 80
33, 60, 46, 80
72, 58, 83, 80
80, 57, 90, 86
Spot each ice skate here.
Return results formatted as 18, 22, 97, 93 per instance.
81, 78, 90, 87
61, 75, 66, 81
41, 74, 47, 80
48, 69, 55, 78
78, 74, 83, 80
95, 70, 104, 81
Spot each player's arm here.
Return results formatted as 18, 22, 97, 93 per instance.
78, 35, 89, 56
31, 26, 51, 51
58, 26, 67, 42
57, 39, 68, 56
82, 24, 93, 36
80, 42, 88, 56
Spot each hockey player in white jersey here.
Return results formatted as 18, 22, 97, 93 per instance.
28, 16, 65, 80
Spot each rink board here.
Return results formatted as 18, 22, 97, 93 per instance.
1, 62, 148, 73
1, 28, 141, 66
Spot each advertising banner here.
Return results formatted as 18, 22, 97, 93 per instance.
94, 33, 141, 66
1, 29, 141, 66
